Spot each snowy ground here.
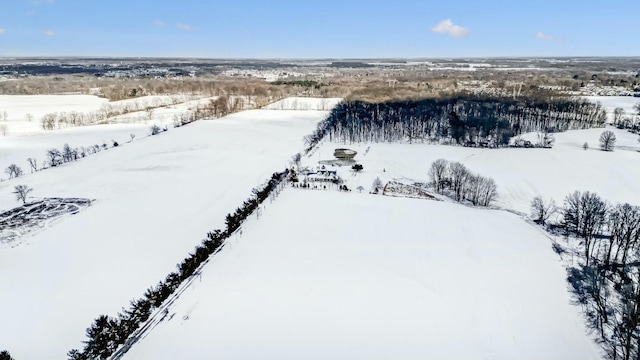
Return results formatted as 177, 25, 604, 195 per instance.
0, 94, 108, 134
0, 94, 211, 136
0, 197, 92, 247
263, 97, 342, 111
123, 190, 600, 360
585, 96, 639, 122
120, 118, 640, 359
4, 95, 635, 359
0, 94, 264, 178
0, 109, 325, 359
304, 126, 640, 215
0, 123, 158, 179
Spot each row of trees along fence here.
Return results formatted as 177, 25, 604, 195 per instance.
543, 191, 640, 360
304, 96, 606, 151
67, 170, 288, 360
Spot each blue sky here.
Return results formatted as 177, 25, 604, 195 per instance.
0, 0, 637, 58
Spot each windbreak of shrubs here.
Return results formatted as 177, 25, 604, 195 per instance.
67, 170, 288, 360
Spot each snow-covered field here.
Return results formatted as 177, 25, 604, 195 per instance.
0, 94, 108, 134
306, 126, 640, 215
0, 94, 212, 136
119, 119, 640, 359
0, 109, 325, 359
123, 190, 600, 360
585, 96, 639, 122
0, 94, 213, 181
263, 97, 342, 111
5, 95, 639, 359
0, 123, 158, 177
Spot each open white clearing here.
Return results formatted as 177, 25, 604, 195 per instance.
585, 96, 639, 122
0, 94, 204, 136
306, 126, 640, 215
0, 109, 325, 359
263, 97, 343, 111
4, 95, 633, 359
123, 190, 600, 360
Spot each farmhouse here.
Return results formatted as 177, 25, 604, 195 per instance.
306, 169, 340, 183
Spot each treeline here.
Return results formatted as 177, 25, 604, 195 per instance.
67, 171, 288, 360
37, 95, 244, 131
428, 159, 497, 206
0, 76, 346, 102
304, 96, 606, 149
271, 80, 325, 89
2, 140, 123, 183
536, 191, 640, 359
3, 121, 196, 183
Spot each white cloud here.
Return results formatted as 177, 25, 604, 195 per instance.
154, 20, 165, 27
176, 23, 192, 31
40, 29, 55, 36
536, 32, 554, 41
431, 19, 470, 38
26, 10, 36, 16
0, 28, 5, 35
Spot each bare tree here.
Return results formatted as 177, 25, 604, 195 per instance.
583, 142, 589, 151
4, 164, 23, 179
47, 148, 62, 167
536, 130, 555, 148
0, 123, 7, 136
25, 113, 34, 122
41, 113, 57, 130
428, 158, 449, 194
606, 203, 640, 267
27, 158, 38, 173
477, 176, 497, 207
63, 143, 74, 162
449, 161, 470, 201
563, 191, 608, 265
613, 107, 625, 126
372, 177, 383, 194
291, 153, 302, 170
13, 184, 33, 204
466, 174, 484, 206
145, 108, 154, 123
599, 130, 616, 151
530, 196, 556, 225
542, 130, 554, 148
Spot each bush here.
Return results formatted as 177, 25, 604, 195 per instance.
150, 124, 161, 136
